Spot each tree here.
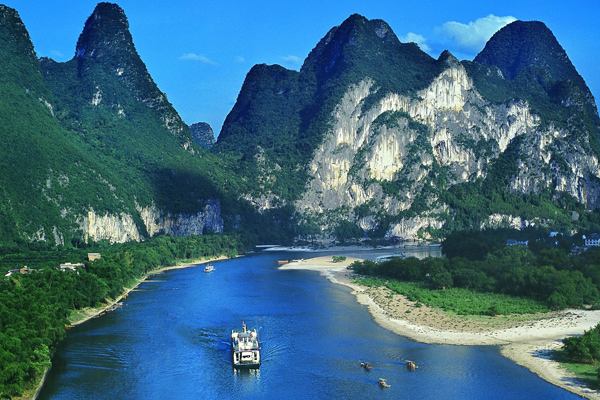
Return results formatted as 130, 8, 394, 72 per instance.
429, 270, 453, 289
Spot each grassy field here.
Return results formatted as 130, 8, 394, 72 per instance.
355, 277, 549, 316
558, 360, 599, 389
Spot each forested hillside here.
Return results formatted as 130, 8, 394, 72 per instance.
0, 3, 292, 246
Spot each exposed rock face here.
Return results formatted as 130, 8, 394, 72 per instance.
480, 213, 550, 230
295, 62, 539, 221
189, 122, 215, 149
295, 62, 600, 237
79, 210, 142, 243
78, 200, 224, 244
138, 200, 224, 237
386, 217, 445, 240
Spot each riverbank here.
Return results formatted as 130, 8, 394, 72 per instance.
281, 256, 600, 399
29, 254, 231, 400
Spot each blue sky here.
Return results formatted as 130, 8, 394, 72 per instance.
5, 0, 600, 135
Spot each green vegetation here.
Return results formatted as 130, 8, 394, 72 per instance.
557, 323, 600, 387
0, 3, 289, 247
0, 234, 243, 398
351, 229, 600, 310
331, 255, 347, 263
558, 361, 599, 389
355, 277, 548, 315
561, 324, 600, 364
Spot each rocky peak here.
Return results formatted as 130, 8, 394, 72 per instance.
189, 122, 214, 149
302, 14, 401, 78
0, 4, 35, 58
40, 2, 192, 148
75, 2, 132, 61
300, 13, 439, 99
0, 4, 47, 92
217, 62, 301, 150
475, 21, 578, 83
438, 50, 459, 66
0, 4, 18, 21
474, 20, 598, 133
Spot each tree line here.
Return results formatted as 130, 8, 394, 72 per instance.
351, 230, 600, 310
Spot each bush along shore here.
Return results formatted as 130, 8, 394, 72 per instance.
557, 323, 600, 389
0, 235, 244, 399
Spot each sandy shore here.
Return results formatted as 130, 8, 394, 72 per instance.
502, 342, 600, 400
281, 256, 600, 399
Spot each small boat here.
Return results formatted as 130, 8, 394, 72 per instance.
231, 322, 261, 369
360, 361, 373, 371
375, 253, 406, 263
277, 260, 289, 265
406, 360, 417, 371
204, 264, 215, 273
378, 378, 391, 388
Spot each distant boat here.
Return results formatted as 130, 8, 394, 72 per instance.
204, 264, 215, 273
378, 378, 391, 388
277, 260, 289, 265
231, 322, 261, 369
375, 253, 406, 263
406, 360, 417, 371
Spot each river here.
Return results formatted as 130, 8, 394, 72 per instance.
39, 249, 580, 399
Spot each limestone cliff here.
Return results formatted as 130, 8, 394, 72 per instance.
77, 200, 224, 244
219, 15, 600, 240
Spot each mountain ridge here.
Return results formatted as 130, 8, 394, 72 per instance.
0, 2, 277, 246
218, 14, 600, 240
1, 5, 599, 245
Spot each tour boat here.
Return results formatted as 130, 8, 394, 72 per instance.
204, 264, 215, 273
231, 322, 261, 369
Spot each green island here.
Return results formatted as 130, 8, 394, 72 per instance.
0, 235, 245, 398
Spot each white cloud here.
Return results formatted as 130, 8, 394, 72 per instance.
436, 14, 517, 53
234, 55, 246, 63
281, 55, 303, 64
179, 52, 217, 65
399, 32, 431, 53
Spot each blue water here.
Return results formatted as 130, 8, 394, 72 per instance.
39, 251, 581, 399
